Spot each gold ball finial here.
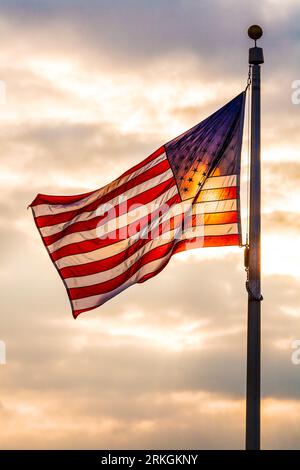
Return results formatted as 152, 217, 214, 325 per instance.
248, 25, 263, 42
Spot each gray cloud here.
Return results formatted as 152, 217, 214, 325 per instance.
264, 211, 300, 233
0, 0, 299, 77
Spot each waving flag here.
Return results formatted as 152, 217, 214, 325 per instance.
30, 92, 245, 317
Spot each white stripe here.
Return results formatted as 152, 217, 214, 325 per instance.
72, 220, 239, 311
48, 188, 237, 253
41, 167, 173, 237
33, 152, 167, 218
48, 185, 178, 254
55, 194, 180, 269
55, 199, 238, 269
202, 174, 237, 190
65, 223, 238, 289
66, 234, 175, 289
72, 252, 173, 311
57, 237, 129, 270
200, 198, 237, 213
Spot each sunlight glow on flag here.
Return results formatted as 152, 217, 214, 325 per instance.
30, 92, 245, 317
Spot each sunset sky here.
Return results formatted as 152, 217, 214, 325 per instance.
1, 0, 300, 449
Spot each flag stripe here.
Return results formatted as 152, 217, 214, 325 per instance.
69, 242, 175, 299
120, 146, 165, 178
71, 251, 175, 312
65, 222, 238, 289
201, 174, 237, 190
53, 196, 238, 269
53, 200, 238, 274
49, 200, 238, 259
58, 209, 238, 280
196, 186, 236, 203
55, 220, 238, 272
42, 175, 175, 247
35, 157, 170, 228
173, 234, 240, 254
31, 147, 166, 215
47, 183, 178, 254
65, 238, 176, 289
42, 175, 235, 252
38, 166, 173, 236
71, 231, 240, 314
50, 192, 180, 261
45, 179, 238, 253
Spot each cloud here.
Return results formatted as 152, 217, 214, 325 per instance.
264, 211, 300, 233
0, 0, 298, 88
1, 388, 300, 449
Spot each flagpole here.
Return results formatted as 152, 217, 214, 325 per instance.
245, 25, 264, 451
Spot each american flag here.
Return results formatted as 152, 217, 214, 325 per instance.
30, 92, 245, 318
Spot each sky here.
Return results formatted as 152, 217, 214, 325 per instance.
0, 0, 300, 449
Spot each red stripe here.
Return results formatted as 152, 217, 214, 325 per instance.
30, 189, 95, 208
203, 211, 238, 225
137, 257, 173, 284
59, 203, 184, 278
60, 236, 146, 279
51, 192, 179, 262
121, 146, 165, 177
35, 158, 170, 228
73, 306, 99, 318
30, 146, 165, 208
68, 241, 174, 300
43, 177, 176, 247
57, 207, 236, 277
70, 229, 239, 318
173, 234, 240, 254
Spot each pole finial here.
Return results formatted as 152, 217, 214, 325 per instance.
248, 25, 263, 44
248, 25, 264, 64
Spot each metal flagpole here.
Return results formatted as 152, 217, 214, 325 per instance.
245, 25, 264, 450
